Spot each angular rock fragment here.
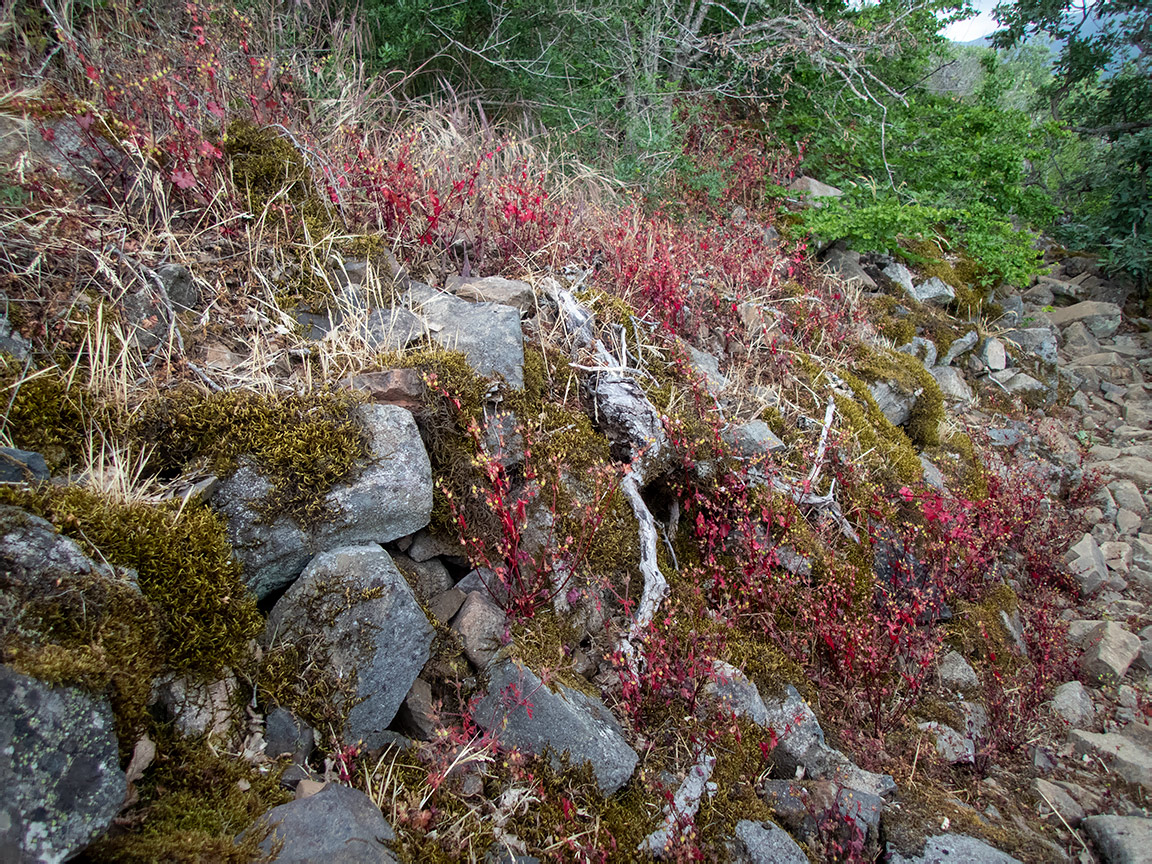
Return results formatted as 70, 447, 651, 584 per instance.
213, 404, 433, 600
472, 659, 638, 795
446, 275, 536, 313
1083, 814, 1152, 864
732, 820, 807, 864
1070, 730, 1152, 790
265, 545, 433, 750
1050, 681, 1095, 728
252, 784, 397, 863
888, 835, 1022, 863
1079, 621, 1140, 687
912, 277, 954, 306
406, 283, 524, 388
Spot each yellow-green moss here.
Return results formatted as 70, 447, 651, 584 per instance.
832, 380, 922, 488
0, 485, 262, 681
0, 362, 107, 471
946, 583, 1020, 669
224, 119, 335, 240
85, 730, 290, 864
696, 719, 782, 849
135, 386, 367, 527
851, 345, 944, 449
509, 606, 599, 697
0, 527, 159, 749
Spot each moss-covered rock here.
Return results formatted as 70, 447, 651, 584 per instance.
0, 486, 262, 684
83, 729, 290, 864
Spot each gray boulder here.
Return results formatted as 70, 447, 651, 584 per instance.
918, 721, 975, 764
1033, 778, 1085, 828
979, 338, 1007, 371
471, 659, 637, 795
0, 666, 126, 863
1109, 480, 1148, 517
930, 366, 974, 404
265, 545, 433, 750
897, 337, 937, 370
754, 683, 895, 798
787, 176, 842, 204
1067, 533, 1111, 597
823, 246, 876, 289
940, 330, 979, 366
265, 707, 314, 764
0, 448, 49, 483
869, 380, 919, 427
882, 261, 915, 295
361, 306, 427, 351
254, 783, 397, 863
445, 276, 536, 314
0, 505, 114, 582
685, 344, 729, 394
451, 591, 508, 670
1002, 372, 1048, 396
1007, 327, 1058, 365
1080, 622, 1141, 687
912, 277, 954, 306
406, 284, 524, 389
0, 310, 30, 360
1062, 321, 1102, 359
1083, 814, 1152, 864
889, 835, 1022, 863
214, 404, 433, 600
937, 650, 978, 690
157, 262, 199, 311
732, 820, 807, 864
1047, 301, 1122, 339
1050, 681, 1094, 727
1070, 730, 1152, 790
729, 421, 786, 459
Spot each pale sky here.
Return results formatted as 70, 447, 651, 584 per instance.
944, 0, 1001, 42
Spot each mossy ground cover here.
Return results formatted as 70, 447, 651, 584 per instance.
134, 386, 368, 526
0, 485, 262, 680
85, 730, 290, 864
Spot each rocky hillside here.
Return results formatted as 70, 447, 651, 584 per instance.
1, 6, 1151, 864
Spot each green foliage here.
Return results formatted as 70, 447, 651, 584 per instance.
801, 194, 1043, 288
1051, 91, 1152, 290
794, 91, 1054, 286
992, 0, 1151, 291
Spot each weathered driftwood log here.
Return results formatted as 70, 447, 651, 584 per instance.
545, 279, 671, 665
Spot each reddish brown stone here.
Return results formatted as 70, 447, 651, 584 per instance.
342, 369, 424, 408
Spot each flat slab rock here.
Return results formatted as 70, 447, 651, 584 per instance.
406, 282, 524, 389
471, 659, 637, 795
265, 545, 433, 750
888, 834, 1022, 863
0, 665, 126, 863
1070, 729, 1152, 791
1082, 814, 1152, 864
213, 403, 433, 600
732, 820, 807, 864
253, 783, 397, 863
